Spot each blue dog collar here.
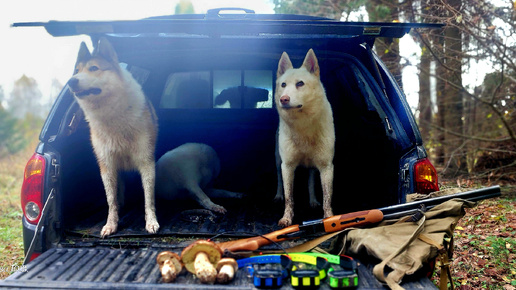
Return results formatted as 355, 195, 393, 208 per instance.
237, 255, 292, 288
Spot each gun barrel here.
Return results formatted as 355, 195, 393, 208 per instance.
380, 185, 501, 220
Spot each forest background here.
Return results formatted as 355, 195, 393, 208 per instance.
0, 0, 515, 288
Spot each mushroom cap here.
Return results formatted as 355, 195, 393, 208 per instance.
216, 258, 238, 272
156, 251, 182, 271
181, 240, 222, 274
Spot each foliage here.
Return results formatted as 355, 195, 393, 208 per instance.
175, 0, 194, 14
8, 75, 45, 120
407, 0, 516, 178
0, 107, 28, 155
1, 75, 48, 155
432, 192, 516, 289
273, 0, 367, 20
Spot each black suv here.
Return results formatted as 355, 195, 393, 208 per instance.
5, 8, 442, 288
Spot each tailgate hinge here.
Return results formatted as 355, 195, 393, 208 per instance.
51, 158, 60, 182
384, 117, 393, 132
400, 163, 411, 185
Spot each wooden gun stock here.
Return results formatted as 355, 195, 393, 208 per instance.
217, 209, 383, 253
217, 224, 300, 253
321, 209, 383, 232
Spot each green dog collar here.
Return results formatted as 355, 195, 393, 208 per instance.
302, 253, 358, 288
287, 253, 329, 288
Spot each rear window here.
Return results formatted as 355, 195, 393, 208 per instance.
159, 70, 273, 109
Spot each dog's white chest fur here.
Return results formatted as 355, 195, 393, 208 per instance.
278, 114, 334, 168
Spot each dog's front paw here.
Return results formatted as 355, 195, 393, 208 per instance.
278, 217, 292, 228
145, 219, 160, 234
274, 191, 284, 202
209, 204, 227, 215
309, 198, 321, 208
101, 223, 118, 238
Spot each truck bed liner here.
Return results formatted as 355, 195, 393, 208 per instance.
1, 248, 436, 289
66, 197, 304, 238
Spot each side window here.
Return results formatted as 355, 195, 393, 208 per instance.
160, 72, 211, 108
160, 70, 272, 109
125, 64, 150, 86
244, 70, 273, 109
213, 70, 241, 108
214, 70, 273, 109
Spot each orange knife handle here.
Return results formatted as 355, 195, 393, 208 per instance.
217, 224, 300, 253
322, 209, 383, 232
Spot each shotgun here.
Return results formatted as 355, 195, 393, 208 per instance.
217, 185, 501, 253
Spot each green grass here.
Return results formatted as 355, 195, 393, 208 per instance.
0, 146, 34, 279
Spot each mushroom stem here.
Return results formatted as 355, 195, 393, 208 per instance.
216, 258, 238, 284
161, 260, 177, 282
181, 240, 221, 284
156, 251, 182, 283
194, 252, 217, 284
216, 264, 235, 283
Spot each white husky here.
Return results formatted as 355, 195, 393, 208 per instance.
274, 49, 335, 227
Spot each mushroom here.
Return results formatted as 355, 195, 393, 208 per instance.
156, 251, 182, 283
216, 258, 238, 283
181, 240, 222, 284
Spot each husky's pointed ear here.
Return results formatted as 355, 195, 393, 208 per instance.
76, 42, 91, 63
93, 37, 119, 64
302, 49, 320, 77
277, 52, 293, 77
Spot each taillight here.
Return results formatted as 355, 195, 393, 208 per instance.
414, 158, 439, 194
21, 153, 45, 225
28, 253, 41, 262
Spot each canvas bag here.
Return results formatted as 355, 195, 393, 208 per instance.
339, 198, 475, 290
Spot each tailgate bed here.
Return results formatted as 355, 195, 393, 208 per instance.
1, 248, 436, 289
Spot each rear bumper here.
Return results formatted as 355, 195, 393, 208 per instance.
22, 217, 45, 259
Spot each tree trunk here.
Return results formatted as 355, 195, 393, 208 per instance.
435, 67, 446, 166
418, 45, 432, 145
442, 0, 466, 174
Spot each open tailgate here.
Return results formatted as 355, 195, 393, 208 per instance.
1, 247, 437, 289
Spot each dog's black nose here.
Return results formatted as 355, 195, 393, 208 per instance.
68, 78, 79, 90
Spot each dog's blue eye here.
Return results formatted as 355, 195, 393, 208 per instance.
281, 82, 286, 88
296, 81, 304, 87
89, 66, 99, 72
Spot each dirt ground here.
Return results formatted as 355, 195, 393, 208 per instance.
431, 185, 516, 289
